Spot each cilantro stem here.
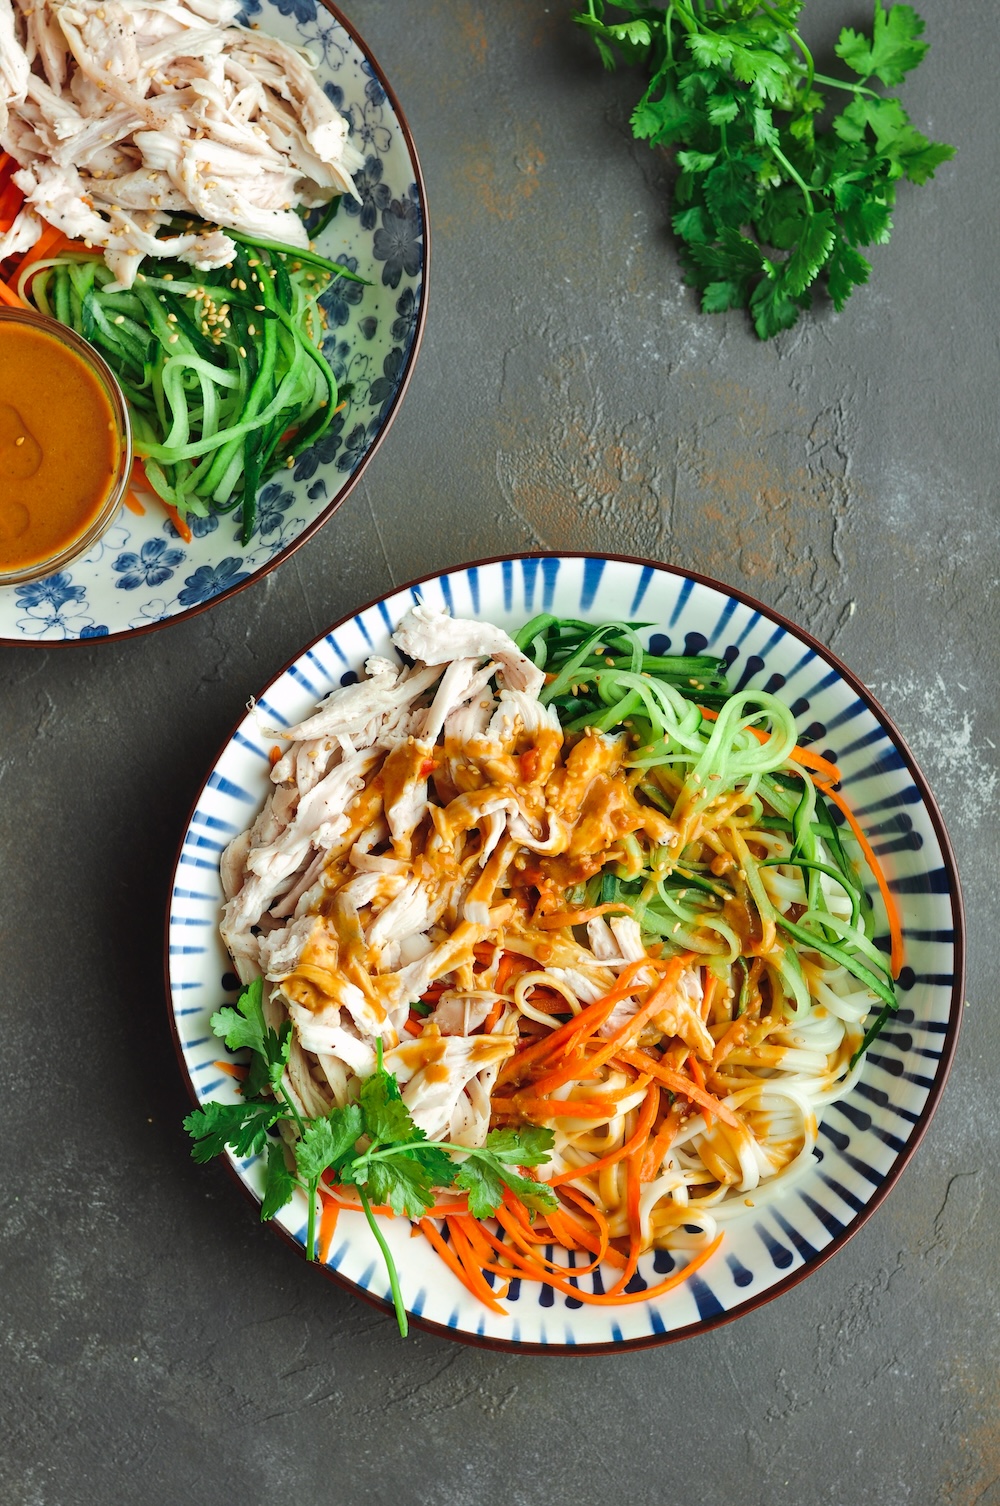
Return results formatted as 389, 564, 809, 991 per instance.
770, 144, 814, 212
304, 1177, 319, 1261
357, 1185, 409, 1338
810, 71, 880, 98
273, 1079, 306, 1138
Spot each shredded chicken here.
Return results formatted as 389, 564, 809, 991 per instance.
220, 605, 683, 1150
0, 0, 363, 288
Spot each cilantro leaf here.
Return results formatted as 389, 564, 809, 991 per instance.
211, 978, 291, 1096
572, 0, 953, 336
359, 1066, 425, 1146
183, 1099, 284, 1162
826, 239, 872, 311
750, 271, 806, 340
260, 1139, 296, 1221
359, 1148, 453, 1218
452, 1127, 557, 1219
453, 1157, 505, 1220
836, 2, 928, 87
783, 209, 837, 297
295, 1102, 363, 1184
210, 977, 267, 1056
483, 1125, 555, 1167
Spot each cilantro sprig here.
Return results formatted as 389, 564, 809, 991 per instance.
183, 981, 556, 1336
575, 0, 954, 337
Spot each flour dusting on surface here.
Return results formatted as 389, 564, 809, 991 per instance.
875, 673, 998, 828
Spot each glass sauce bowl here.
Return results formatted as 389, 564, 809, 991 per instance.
0, 306, 133, 587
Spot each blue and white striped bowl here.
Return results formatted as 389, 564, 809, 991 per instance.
166, 553, 964, 1351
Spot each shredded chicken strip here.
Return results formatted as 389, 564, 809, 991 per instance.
220, 606, 681, 1148
0, 0, 364, 288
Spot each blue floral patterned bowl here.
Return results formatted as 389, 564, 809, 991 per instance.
0, 0, 427, 645
166, 554, 964, 1352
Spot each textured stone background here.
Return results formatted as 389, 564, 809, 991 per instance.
1, 2, 995, 1503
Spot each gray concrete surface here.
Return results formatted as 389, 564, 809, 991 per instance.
1, 2, 995, 1503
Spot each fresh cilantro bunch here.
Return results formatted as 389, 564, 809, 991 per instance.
575, 0, 954, 337
183, 979, 556, 1335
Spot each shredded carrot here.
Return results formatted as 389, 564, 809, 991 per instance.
640, 1101, 684, 1182
444, 1217, 512, 1312
550, 1089, 659, 1186
212, 1059, 248, 1081
480, 997, 505, 1034
13, 222, 72, 286
700, 967, 721, 1022
814, 776, 905, 974
615, 1048, 742, 1128
497, 1096, 624, 1121
418, 1217, 508, 1315
0, 178, 24, 229
478, 1203, 724, 1307
525, 953, 693, 1099
123, 490, 146, 516
698, 704, 843, 784
556, 1186, 624, 1270
161, 498, 193, 543
317, 1191, 340, 1265
0, 278, 28, 309
129, 457, 194, 542
499, 955, 671, 1091
494, 949, 530, 993
601, 1086, 661, 1297
533, 900, 633, 929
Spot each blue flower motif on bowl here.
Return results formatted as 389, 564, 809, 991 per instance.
361, 62, 386, 109
14, 572, 84, 611
343, 155, 392, 233
320, 256, 366, 327
255, 483, 298, 539
373, 195, 422, 289
346, 92, 391, 157
272, 0, 316, 22
113, 537, 187, 590
337, 417, 381, 474
369, 347, 405, 413
164, 512, 219, 542
14, 571, 94, 639
294, 413, 345, 482
178, 557, 250, 607
391, 286, 419, 346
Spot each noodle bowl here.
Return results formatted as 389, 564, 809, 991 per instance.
214, 602, 900, 1309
